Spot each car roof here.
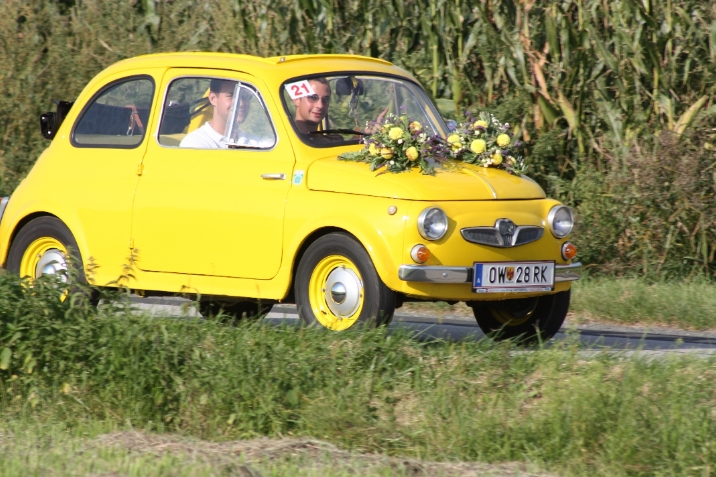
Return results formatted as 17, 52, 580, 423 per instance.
99, 52, 410, 87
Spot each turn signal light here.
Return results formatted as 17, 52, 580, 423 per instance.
410, 244, 431, 264
561, 242, 577, 260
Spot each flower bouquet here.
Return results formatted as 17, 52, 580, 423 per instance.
338, 111, 527, 176
338, 114, 449, 175
445, 112, 527, 175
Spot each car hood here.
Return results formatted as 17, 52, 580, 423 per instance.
305, 157, 545, 200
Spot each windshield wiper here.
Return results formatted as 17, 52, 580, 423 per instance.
309, 129, 369, 136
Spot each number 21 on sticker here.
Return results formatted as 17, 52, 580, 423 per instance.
285, 80, 316, 100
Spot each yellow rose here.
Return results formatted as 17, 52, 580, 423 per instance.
380, 147, 394, 159
496, 134, 511, 147
447, 134, 461, 144
368, 143, 378, 155
409, 121, 421, 132
491, 153, 503, 165
474, 120, 488, 128
470, 139, 487, 154
388, 127, 404, 141
405, 146, 419, 161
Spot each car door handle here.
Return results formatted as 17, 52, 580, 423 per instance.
261, 173, 286, 180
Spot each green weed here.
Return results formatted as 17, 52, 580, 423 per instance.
0, 274, 715, 475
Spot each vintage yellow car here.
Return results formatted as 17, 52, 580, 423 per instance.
0, 52, 580, 340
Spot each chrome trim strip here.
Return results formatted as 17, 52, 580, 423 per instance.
554, 262, 582, 282
398, 265, 470, 283
0, 197, 9, 227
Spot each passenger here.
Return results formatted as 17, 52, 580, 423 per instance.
180, 79, 251, 148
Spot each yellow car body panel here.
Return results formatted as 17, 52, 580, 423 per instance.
306, 156, 546, 200
0, 52, 578, 310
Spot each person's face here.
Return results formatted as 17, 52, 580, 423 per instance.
235, 89, 252, 124
293, 81, 330, 124
208, 83, 236, 126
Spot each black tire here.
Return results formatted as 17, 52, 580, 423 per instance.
295, 233, 395, 330
199, 300, 273, 322
468, 289, 571, 343
6, 216, 98, 304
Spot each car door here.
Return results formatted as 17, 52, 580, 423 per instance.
131, 69, 294, 279
62, 72, 159, 283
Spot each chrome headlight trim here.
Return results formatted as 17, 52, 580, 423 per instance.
417, 207, 448, 241
547, 205, 573, 238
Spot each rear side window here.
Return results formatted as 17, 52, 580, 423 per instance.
73, 76, 154, 148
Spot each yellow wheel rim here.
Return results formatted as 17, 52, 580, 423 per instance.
308, 255, 364, 331
19, 237, 70, 300
489, 299, 538, 327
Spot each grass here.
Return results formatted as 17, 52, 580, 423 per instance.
569, 278, 716, 330
401, 277, 716, 331
1, 274, 716, 476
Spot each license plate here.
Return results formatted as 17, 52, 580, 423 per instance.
473, 261, 554, 293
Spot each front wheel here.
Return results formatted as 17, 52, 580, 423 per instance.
467, 289, 571, 343
295, 233, 395, 330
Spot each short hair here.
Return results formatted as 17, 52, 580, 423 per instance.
308, 77, 329, 87
210, 78, 235, 94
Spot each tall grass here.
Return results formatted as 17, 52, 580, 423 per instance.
1, 0, 715, 277
1, 274, 716, 475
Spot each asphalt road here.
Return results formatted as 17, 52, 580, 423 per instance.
130, 297, 716, 356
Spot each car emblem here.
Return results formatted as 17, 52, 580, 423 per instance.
495, 218, 516, 245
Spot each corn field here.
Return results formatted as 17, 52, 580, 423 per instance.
1, 0, 715, 277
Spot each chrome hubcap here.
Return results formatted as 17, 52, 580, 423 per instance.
35, 249, 68, 282
324, 266, 362, 317
330, 282, 347, 304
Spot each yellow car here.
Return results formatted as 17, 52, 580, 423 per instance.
0, 52, 580, 340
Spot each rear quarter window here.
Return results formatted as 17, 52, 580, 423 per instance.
72, 76, 154, 148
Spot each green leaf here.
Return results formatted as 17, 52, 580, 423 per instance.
0, 347, 11, 370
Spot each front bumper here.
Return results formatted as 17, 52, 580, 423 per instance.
398, 262, 582, 284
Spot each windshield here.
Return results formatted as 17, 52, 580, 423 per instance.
281, 74, 448, 147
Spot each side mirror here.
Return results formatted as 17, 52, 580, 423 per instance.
40, 100, 74, 140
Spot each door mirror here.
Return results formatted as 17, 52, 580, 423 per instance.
40, 100, 74, 140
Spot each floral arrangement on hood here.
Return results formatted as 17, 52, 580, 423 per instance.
445, 112, 527, 175
338, 114, 449, 175
338, 111, 526, 176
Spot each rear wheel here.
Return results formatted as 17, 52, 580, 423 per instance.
468, 290, 570, 343
295, 233, 395, 330
6, 216, 97, 303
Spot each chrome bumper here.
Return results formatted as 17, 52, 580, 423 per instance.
398, 262, 582, 284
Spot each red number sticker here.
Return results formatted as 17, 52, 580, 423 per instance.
285, 80, 316, 100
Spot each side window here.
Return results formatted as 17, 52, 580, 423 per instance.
158, 77, 277, 150
73, 77, 154, 148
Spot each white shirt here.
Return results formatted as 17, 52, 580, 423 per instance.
179, 122, 273, 149
180, 122, 227, 149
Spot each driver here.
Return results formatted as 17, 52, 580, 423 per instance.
180, 79, 251, 148
292, 77, 331, 134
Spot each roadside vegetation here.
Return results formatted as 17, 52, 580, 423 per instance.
1, 0, 715, 278
1, 275, 716, 476
403, 278, 716, 331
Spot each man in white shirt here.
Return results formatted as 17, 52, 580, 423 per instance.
180, 79, 249, 149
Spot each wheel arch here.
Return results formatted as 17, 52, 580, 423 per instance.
3, 212, 59, 267
285, 226, 348, 303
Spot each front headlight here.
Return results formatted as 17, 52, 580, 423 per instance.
548, 205, 574, 238
418, 207, 448, 240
